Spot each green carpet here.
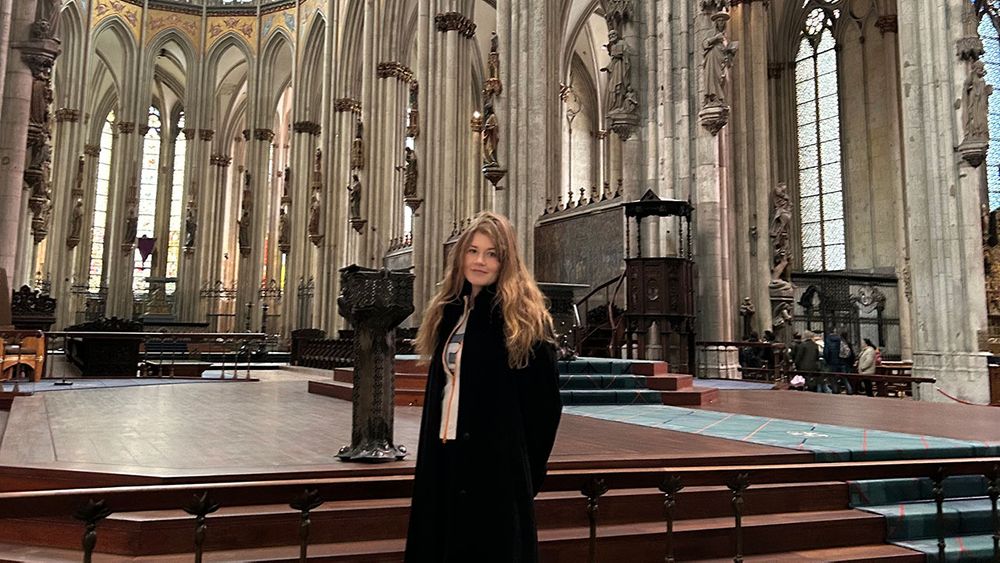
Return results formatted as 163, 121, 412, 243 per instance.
564, 404, 1000, 462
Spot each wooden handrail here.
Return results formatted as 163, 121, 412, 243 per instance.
0, 457, 997, 519
572, 271, 627, 355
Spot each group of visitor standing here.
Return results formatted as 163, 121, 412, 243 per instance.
789, 330, 880, 396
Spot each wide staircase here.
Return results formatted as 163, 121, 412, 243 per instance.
849, 475, 999, 562
0, 470, 932, 561
308, 356, 717, 407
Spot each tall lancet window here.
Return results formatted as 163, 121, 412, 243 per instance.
795, 8, 846, 271
88, 112, 115, 292
166, 111, 186, 285
978, 14, 1000, 209
133, 106, 162, 294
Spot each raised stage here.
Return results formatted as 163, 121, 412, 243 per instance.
0, 369, 997, 561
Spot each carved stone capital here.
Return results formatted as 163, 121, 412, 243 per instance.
54, 108, 80, 122
293, 120, 322, 136
138, 124, 151, 136
253, 128, 275, 142
199, 129, 215, 141
19, 44, 58, 80
957, 36, 985, 62
210, 153, 232, 167
118, 121, 136, 135
875, 14, 897, 34
699, 103, 730, 136
434, 12, 476, 38
181, 128, 196, 140
241, 128, 251, 141
376, 61, 414, 82
767, 63, 784, 80
334, 98, 362, 114
83, 144, 101, 157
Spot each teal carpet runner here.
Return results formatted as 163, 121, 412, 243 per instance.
564, 404, 1000, 461
850, 476, 999, 561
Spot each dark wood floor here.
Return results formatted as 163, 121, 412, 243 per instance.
1, 380, 997, 489
698, 390, 1000, 443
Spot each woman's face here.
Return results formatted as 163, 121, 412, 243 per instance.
463, 231, 501, 292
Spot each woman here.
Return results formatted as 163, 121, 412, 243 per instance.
857, 338, 877, 397
404, 212, 563, 562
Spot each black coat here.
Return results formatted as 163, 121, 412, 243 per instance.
404, 284, 562, 563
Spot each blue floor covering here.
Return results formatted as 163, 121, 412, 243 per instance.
564, 404, 1000, 461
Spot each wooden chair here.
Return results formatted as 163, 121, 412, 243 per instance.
0, 333, 45, 382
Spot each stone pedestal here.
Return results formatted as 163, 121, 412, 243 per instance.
336, 265, 413, 462
698, 345, 740, 379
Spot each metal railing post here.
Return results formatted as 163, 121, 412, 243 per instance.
660, 475, 684, 563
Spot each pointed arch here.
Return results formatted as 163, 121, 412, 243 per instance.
296, 13, 326, 121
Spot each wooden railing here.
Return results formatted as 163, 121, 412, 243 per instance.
0, 457, 996, 562
572, 272, 626, 358
44, 331, 267, 380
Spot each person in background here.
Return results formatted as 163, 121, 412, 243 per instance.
857, 338, 877, 397
793, 330, 821, 391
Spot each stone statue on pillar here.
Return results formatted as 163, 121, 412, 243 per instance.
699, 7, 738, 135
282, 166, 292, 199
278, 206, 290, 254
601, 29, 639, 140
738, 297, 755, 340
959, 59, 992, 166
350, 120, 364, 170
401, 146, 418, 199
349, 173, 366, 234
769, 182, 795, 344
308, 191, 322, 241
309, 148, 325, 246
66, 197, 83, 249
184, 205, 197, 250
482, 101, 499, 166
238, 172, 252, 256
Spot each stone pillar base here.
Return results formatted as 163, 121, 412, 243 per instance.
698, 345, 740, 379
912, 351, 990, 404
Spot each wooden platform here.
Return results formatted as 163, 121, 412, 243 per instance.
0, 376, 996, 560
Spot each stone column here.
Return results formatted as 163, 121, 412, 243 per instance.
729, 0, 774, 334
285, 121, 321, 331
318, 100, 358, 334
413, 0, 475, 315
0, 0, 13, 121
236, 128, 273, 330
0, 0, 40, 281
875, 10, 913, 359
898, 0, 990, 403
494, 0, 560, 266
693, 1, 737, 344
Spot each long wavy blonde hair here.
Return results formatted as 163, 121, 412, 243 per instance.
415, 211, 554, 369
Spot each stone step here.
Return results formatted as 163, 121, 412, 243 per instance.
558, 374, 650, 390
307, 380, 424, 407
557, 358, 670, 376
333, 368, 427, 389
644, 374, 694, 391
659, 386, 720, 407
859, 498, 995, 540
560, 389, 663, 405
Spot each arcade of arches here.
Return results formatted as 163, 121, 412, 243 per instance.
0, 0, 997, 403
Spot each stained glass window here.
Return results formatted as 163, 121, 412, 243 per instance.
88, 112, 115, 292
795, 8, 846, 271
133, 107, 162, 294
165, 112, 186, 288
979, 15, 1000, 209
